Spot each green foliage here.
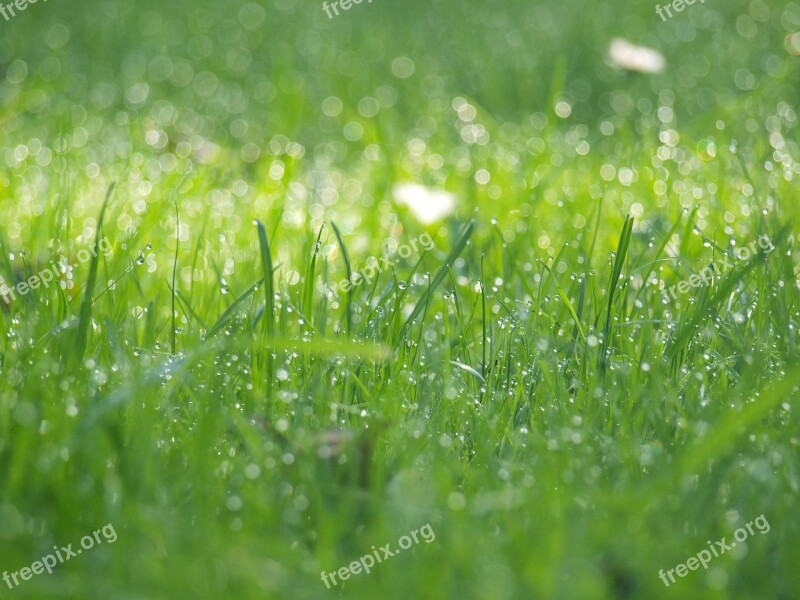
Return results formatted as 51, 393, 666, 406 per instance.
0, 1, 799, 599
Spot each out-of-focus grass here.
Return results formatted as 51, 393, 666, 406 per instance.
0, 0, 799, 599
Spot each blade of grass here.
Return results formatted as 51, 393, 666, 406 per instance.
207, 278, 262, 339
480, 254, 487, 376
168, 172, 192, 354
539, 260, 587, 343
75, 182, 115, 358
400, 220, 474, 337
330, 221, 353, 337
601, 215, 634, 373
303, 224, 325, 333
255, 220, 275, 398
665, 225, 789, 360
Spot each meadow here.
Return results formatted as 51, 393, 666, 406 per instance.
0, 0, 799, 598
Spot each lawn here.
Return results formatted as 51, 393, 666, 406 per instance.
1, 0, 799, 598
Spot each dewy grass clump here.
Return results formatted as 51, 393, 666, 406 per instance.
0, 0, 799, 599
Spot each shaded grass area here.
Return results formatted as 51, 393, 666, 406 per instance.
1, 0, 800, 599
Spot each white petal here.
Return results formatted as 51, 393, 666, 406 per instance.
609, 38, 666, 74
393, 183, 456, 225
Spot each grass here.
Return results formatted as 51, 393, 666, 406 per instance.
1, 0, 799, 598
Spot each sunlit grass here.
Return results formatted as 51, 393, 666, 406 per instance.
1, 0, 799, 599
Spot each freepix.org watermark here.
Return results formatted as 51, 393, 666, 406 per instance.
0, 0, 49, 24
3, 523, 117, 590
320, 523, 435, 589
658, 514, 770, 587
322, 0, 373, 19
655, 0, 706, 22
324, 232, 435, 299
661, 234, 775, 303
0, 238, 113, 305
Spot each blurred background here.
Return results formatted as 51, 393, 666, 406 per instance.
1, 1, 799, 599
1, 0, 798, 256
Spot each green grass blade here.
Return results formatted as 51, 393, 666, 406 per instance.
255, 220, 275, 337
302, 224, 325, 333
255, 219, 275, 398
75, 182, 115, 358
539, 260, 586, 343
330, 221, 353, 337
601, 215, 634, 372
400, 220, 474, 336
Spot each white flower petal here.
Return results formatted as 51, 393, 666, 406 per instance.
393, 183, 456, 225
609, 38, 666, 74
